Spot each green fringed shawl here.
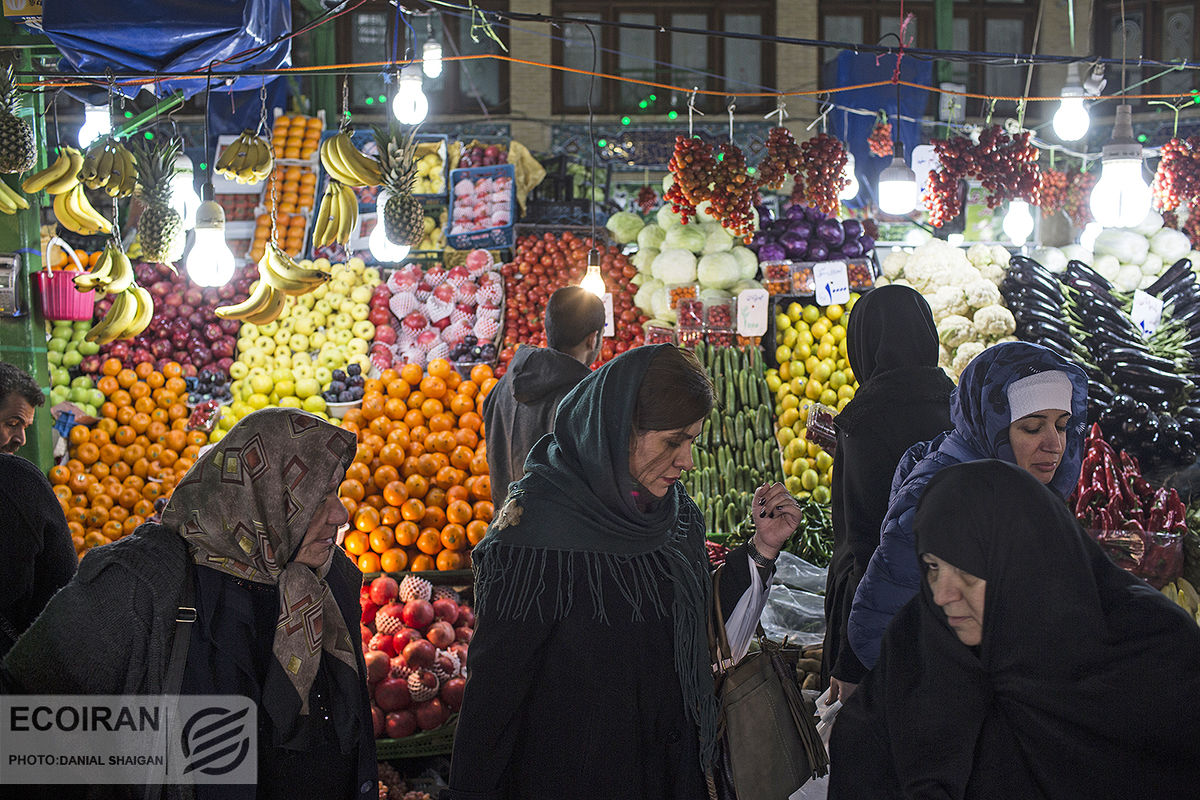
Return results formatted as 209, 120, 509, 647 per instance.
472, 344, 720, 767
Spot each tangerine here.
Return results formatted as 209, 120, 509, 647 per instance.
409, 554, 435, 572
396, 520, 420, 547
354, 506, 380, 532
466, 519, 488, 546
400, 498, 425, 522
369, 526, 396, 553
379, 548, 408, 573
343, 530, 369, 556
416, 528, 442, 555
436, 550, 463, 571
473, 498, 494, 519
357, 551, 382, 573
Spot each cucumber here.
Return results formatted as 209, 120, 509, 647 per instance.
710, 408, 722, 447
694, 341, 707, 370
734, 415, 745, 449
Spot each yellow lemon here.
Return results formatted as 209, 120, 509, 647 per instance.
789, 376, 806, 396
838, 384, 856, 400
766, 373, 782, 393
830, 325, 846, 343
837, 396, 852, 412
801, 469, 820, 491
805, 355, 821, 375
819, 388, 838, 406
777, 426, 796, 446
778, 361, 792, 382
796, 328, 814, 346
776, 313, 792, 331
802, 305, 821, 324
775, 345, 792, 364
815, 451, 834, 472
793, 342, 812, 361
825, 304, 844, 322
789, 360, 806, 378
780, 408, 801, 428
829, 371, 847, 389
782, 327, 799, 348
816, 341, 835, 360
785, 476, 804, 495
805, 379, 823, 400
813, 362, 833, 383
812, 485, 831, 504
785, 438, 807, 461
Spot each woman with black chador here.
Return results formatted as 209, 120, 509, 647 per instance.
830, 460, 1200, 798
448, 344, 803, 800
822, 285, 954, 700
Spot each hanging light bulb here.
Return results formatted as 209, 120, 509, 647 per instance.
422, 38, 444, 79
169, 152, 201, 231
369, 192, 411, 263
580, 248, 606, 297
78, 104, 111, 148
878, 145, 917, 216
1003, 200, 1035, 245
185, 197, 235, 288
1089, 104, 1151, 228
393, 67, 429, 126
839, 152, 860, 201
1052, 64, 1090, 142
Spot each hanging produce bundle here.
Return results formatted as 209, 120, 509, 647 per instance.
214, 130, 274, 185
0, 65, 35, 174
635, 185, 658, 214
708, 142, 756, 242
80, 137, 137, 198
73, 241, 153, 345
1064, 167, 1096, 228
215, 243, 330, 325
374, 127, 424, 248
867, 115, 893, 157
321, 130, 383, 187
1072, 423, 1187, 588
756, 128, 847, 216
21, 145, 83, 195
1151, 136, 1200, 212
312, 179, 358, 247
1037, 168, 1068, 216
923, 125, 1041, 226
756, 127, 802, 191
130, 137, 186, 265
665, 134, 717, 224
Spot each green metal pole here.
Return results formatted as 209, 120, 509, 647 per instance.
0, 47, 53, 471
297, 0, 338, 122
934, 0, 954, 85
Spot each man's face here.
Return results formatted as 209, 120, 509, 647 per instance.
0, 394, 36, 454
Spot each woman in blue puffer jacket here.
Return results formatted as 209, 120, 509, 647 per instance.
846, 341, 1088, 672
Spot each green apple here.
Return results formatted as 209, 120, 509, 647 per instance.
47, 337, 68, 353
259, 321, 280, 337
245, 392, 269, 410
76, 340, 100, 356
337, 298, 355, 316
51, 366, 69, 386
293, 316, 315, 336
330, 328, 353, 346
241, 323, 259, 339
302, 395, 327, 414
314, 365, 334, 384
294, 377, 320, 399
297, 294, 316, 310
229, 400, 252, 419
72, 319, 91, 331
250, 373, 274, 395
71, 375, 92, 390
277, 396, 303, 410
69, 387, 88, 403
351, 320, 375, 340
275, 378, 296, 398
350, 285, 373, 304
291, 351, 312, 366
363, 267, 381, 284
47, 350, 63, 367
243, 350, 267, 369
350, 303, 370, 322
253, 335, 275, 355
331, 313, 354, 331
274, 351, 292, 369
229, 361, 250, 380
270, 329, 289, 347
83, 404, 98, 418
311, 283, 329, 300
218, 412, 237, 431
49, 385, 70, 405
293, 364, 316, 382
51, 322, 73, 336
313, 299, 334, 317
289, 333, 310, 353
230, 379, 244, 397
268, 391, 280, 405
87, 389, 104, 407
310, 331, 327, 350
314, 257, 332, 271
61, 350, 83, 367
346, 337, 369, 356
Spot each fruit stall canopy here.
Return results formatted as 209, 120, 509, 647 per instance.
40, 0, 291, 101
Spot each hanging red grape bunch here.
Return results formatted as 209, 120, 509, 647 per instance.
868, 113, 894, 157
666, 135, 718, 224
635, 185, 658, 214
923, 135, 974, 227
1151, 136, 1200, 213
797, 132, 849, 216
922, 125, 1041, 226
756, 127, 803, 191
1064, 167, 1097, 228
1038, 168, 1069, 216
707, 142, 757, 242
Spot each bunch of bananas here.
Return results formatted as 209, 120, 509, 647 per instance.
80, 138, 137, 198
311, 179, 357, 247
0, 178, 29, 216
215, 130, 274, 185
53, 185, 112, 236
73, 240, 134, 294
215, 243, 330, 324
319, 131, 381, 187
85, 284, 154, 345
21, 146, 83, 195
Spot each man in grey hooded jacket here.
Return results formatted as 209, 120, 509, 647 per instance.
483, 286, 604, 505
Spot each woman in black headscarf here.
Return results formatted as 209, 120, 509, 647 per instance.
830, 460, 1200, 799
447, 344, 803, 800
823, 286, 954, 699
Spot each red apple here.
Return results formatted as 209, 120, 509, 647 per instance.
369, 576, 399, 606
426, 620, 455, 649
414, 698, 448, 731
440, 677, 466, 711
401, 599, 435, 630
374, 324, 398, 345
364, 650, 390, 683
402, 638, 436, 669
375, 677, 413, 713
368, 306, 391, 327
385, 709, 417, 739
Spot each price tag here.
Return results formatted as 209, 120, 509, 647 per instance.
813, 261, 850, 306
911, 144, 938, 191
736, 289, 769, 337
602, 292, 614, 337
1131, 289, 1163, 335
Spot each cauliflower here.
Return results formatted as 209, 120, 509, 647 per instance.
990, 245, 1012, 267
966, 243, 994, 268
952, 341, 987, 376
938, 344, 953, 368
977, 261, 1006, 285
972, 304, 1016, 339
995, 335, 1018, 344
937, 314, 977, 349
964, 279, 1001, 311
929, 285, 969, 319
881, 250, 909, 279
874, 276, 891, 287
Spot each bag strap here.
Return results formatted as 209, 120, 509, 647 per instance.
710, 565, 740, 675
165, 561, 197, 696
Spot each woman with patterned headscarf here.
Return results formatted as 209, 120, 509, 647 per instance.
2, 408, 377, 800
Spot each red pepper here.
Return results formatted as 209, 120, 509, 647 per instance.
1145, 489, 1168, 533
1097, 507, 1114, 531
1119, 449, 1141, 478
1074, 484, 1103, 517
1103, 451, 1137, 513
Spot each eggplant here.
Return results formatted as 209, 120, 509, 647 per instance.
1007, 292, 1066, 320
1088, 380, 1116, 406
1099, 346, 1178, 373
1108, 362, 1193, 393
1146, 258, 1194, 296
1001, 278, 1064, 310
1005, 263, 1065, 303
1065, 260, 1114, 291
842, 219, 863, 240
1033, 336, 1078, 360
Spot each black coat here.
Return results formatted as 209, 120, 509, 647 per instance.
823, 287, 953, 686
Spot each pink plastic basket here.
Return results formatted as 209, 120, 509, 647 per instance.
36, 237, 94, 321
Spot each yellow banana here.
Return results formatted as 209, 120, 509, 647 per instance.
332, 133, 382, 186
335, 182, 356, 244
64, 185, 113, 234
73, 246, 114, 291
54, 187, 101, 235
320, 137, 358, 186
0, 187, 16, 215
259, 244, 331, 295
311, 181, 335, 248
84, 289, 137, 344
215, 279, 274, 320
101, 246, 133, 293
0, 180, 28, 211
119, 286, 154, 338
215, 133, 245, 175
89, 144, 115, 190
243, 286, 287, 325
43, 148, 83, 195
21, 149, 73, 194
111, 145, 136, 198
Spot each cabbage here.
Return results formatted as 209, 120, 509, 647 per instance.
661, 173, 675, 193
1149, 227, 1191, 262
649, 286, 675, 322
1132, 210, 1164, 237
637, 223, 666, 251
1060, 244, 1092, 265
1114, 264, 1143, 293
730, 246, 758, 281
1094, 229, 1149, 265
656, 204, 683, 229
1140, 252, 1163, 276
732, 278, 765, 295
605, 211, 645, 244
664, 224, 707, 254
634, 278, 663, 314
1031, 246, 1067, 274
650, 249, 698, 284
696, 252, 740, 290
1092, 254, 1121, 282
632, 247, 658, 273
701, 223, 734, 254
699, 287, 732, 305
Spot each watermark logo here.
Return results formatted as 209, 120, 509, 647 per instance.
2, 695, 256, 785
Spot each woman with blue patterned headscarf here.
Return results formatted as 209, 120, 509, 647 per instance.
845, 342, 1088, 672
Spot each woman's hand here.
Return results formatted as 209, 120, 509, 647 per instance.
751, 482, 802, 559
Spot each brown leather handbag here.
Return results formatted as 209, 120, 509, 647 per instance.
708, 566, 828, 800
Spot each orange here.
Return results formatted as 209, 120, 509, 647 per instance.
434, 465, 462, 491
400, 363, 423, 386
449, 393, 475, 416
362, 432, 385, 454
379, 548, 408, 573
134, 362, 154, 380
440, 523, 467, 551
419, 375, 446, 400
343, 408, 365, 428
369, 526, 396, 553
354, 444, 374, 464
383, 397, 407, 421
436, 550, 463, 571
113, 425, 135, 447
428, 412, 454, 433
469, 453, 489, 476
427, 358, 452, 380
68, 425, 91, 447
187, 430, 208, 448
396, 520, 420, 547
378, 443, 405, 468
444, 371, 461, 391
458, 411, 483, 432
379, 368, 401, 385
99, 401, 118, 420
357, 552, 381, 573
354, 505, 380, 532
466, 519, 488, 546
400, 498, 425, 522
446, 499, 473, 525
362, 493, 385, 512
116, 369, 137, 389
373, 464, 399, 489
146, 371, 164, 389
361, 395, 385, 420
110, 389, 131, 407
405, 473, 429, 498
84, 532, 111, 549
49, 464, 71, 485
420, 505, 446, 530
53, 484, 73, 504
420, 398, 444, 420
163, 430, 187, 452
115, 406, 137, 425
369, 414, 394, 438
470, 364, 493, 384
85, 506, 109, 527
141, 482, 163, 502
410, 554, 435, 572
97, 443, 121, 466
90, 461, 111, 480
457, 380, 479, 399
108, 505, 129, 524
88, 428, 111, 447
102, 520, 124, 540
76, 442, 100, 466
380, 505, 403, 528
340, 496, 358, 517
446, 484, 470, 504
453, 428, 479, 449
162, 361, 183, 379
480, 377, 498, 398
343, 530, 369, 556
416, 528, 442, 555
473, 498, 494, 520
385, 380, 410, 401
339, 478, 365, 502
102, 358, 123, 377
403, 409, 425, 430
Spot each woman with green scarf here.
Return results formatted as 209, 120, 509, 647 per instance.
448, 344, 802, 799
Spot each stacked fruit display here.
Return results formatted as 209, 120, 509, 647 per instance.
50, 360, 199, 557
336, 359, 495, 574
271, 113, 323, 161
360, 575, 473, 742
766, 298, 860, 503
47, 320, 102, 415
500, 233, 647, 374
412, 143, 446, 195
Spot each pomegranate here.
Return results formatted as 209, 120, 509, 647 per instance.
371, 705, 385, 737
457, 605, 476, 627
385, 710, 417, 739
401, 599, 435, 631
454, 626, 474, 644
364, 651, 390, 683
431, 598, 459, 625
440, 677, 466, 712
402, 638, 436, 669
374, 676, 413, 712
369, 576, 399, 606
414, 698, 449, 731
368, 633, 396, 658
425, 620, 455, 649
407, 669, 439, 703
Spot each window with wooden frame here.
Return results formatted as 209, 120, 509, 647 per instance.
1095, 1, 1200, 105
551, 1, 776, 116
337, 1, 510, 117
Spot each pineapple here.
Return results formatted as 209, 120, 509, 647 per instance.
0, 65, 35, 174
374, 126, 424, 248
131, 138, 184, 264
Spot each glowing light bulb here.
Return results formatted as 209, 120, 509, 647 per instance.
185, 200, 235, 288
1089, 105, 1151, 229
1003, 200, 1035, 246
422, 39, 443, 79
78, 104, 111, 149
393, 69, 429, 126
1052, 64, 1090, 142
877, 152, 917, 216
1079, 222, 1103, 252
580, 250, 606, 297
170, 153, 201, 231
839, 152, 860, 201
369, 193, 412, 263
